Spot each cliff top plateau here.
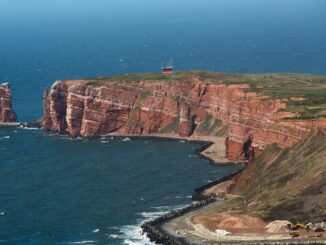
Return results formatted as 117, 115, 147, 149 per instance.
86, 71, 326, 120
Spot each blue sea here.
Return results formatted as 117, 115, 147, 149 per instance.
0, 128, 243, 244
0, 0, 325, 244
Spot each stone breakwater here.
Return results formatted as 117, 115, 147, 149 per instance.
0, 82, 16, 123
43, 78, 326, 160
141, 196, 216, 245
192, 169, 243, 201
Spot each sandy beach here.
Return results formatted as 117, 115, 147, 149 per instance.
107, 133, 241, 165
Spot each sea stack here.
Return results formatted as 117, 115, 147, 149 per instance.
0, 82, 17, 123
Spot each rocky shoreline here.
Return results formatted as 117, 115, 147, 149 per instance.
139, 137, 326, 245
140, 138, 244, 245
141, 196, 216, 245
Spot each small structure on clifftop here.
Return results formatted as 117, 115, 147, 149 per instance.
161, 60, 174, 73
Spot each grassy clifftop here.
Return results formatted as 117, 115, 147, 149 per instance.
87, 71, 326, 120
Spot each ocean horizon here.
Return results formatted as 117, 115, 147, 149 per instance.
1, 0, 326, 121
0, 0, 326, 244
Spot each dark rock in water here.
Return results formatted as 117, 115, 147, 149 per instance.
24, 118, 43, 128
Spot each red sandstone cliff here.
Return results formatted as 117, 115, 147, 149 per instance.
43, 78, 326, 160
0, 83, 17, 123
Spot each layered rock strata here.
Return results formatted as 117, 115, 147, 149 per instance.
0, 82, 17, 123
43, 78, 326, 160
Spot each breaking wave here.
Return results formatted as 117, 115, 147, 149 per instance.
109, 204, 188, 244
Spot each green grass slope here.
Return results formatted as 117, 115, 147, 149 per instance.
234, 132, 326, 223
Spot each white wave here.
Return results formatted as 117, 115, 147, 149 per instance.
100, 141, 109, 143
64, 241, 96, 244
188, 154, 197, 158
119, 224, 153, 245
122, 137, 131, 142
92, 228, 100, 233
20, 127, 40, 130
179, 140, 186, 143
0, 212, 5, 215
173, 195, 191, 199
150, 204, 187, 211
112, 204, 189, 244
0, 136, 10, 139
112, 210, 172, 245
107, 234, 122, 239
138, 211, 167, 219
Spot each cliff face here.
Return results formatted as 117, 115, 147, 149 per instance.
0, 83, 17, 123
43, 77, 326, 160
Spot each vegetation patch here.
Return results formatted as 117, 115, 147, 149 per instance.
86, 80, 102, 87
232, 133, 326, 223
215, 125, 229, 137
196, 114, 223, 136
139, 89, 151, 100
159, 116, 180, 134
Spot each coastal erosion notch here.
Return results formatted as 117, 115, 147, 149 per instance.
42, 75, 326, 161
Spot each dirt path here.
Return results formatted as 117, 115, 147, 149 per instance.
160, 200, 326, 244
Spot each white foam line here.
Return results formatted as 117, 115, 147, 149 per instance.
119, 224, 154, 245
122, 137, 131, 142
114, 203, 190, 245
20, 127, 40, 130
64, 241, 96, 244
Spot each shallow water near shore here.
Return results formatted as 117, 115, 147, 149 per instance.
0, 128, 242, 244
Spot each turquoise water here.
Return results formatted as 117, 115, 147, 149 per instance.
0, 128, 242, 244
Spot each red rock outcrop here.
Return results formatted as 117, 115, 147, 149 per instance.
0, 82, 17, 122
43, 78, 326, 160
